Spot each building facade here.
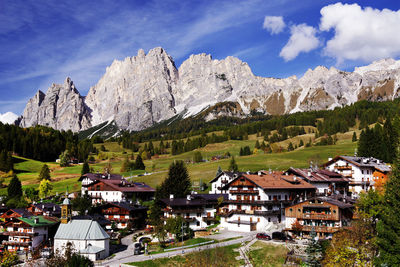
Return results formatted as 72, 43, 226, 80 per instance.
2, 216, 59, 252
323, 156, 391, 196
161, 194, 227, 231
219, 172, 316, 232
99, 202, 147, 230
284, 196, 354, 239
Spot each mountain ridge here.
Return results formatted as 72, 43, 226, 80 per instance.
17, 47, 400, 132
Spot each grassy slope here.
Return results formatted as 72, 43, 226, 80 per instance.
2, 129, 357, 195
248, 241, 288, 267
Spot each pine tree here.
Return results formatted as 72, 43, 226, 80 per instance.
376, 156, 400, 265
228, 156, 239, 172
134, 154, 145, 170
255, 140, 260, 149
239, 147, 244, 156
287, 142, 294, 151
299, 139, 304, 147
216, 166, 223, 177
383, 118, 398, 163
81, 160, 90, 175
158, 161, 191, 199
193, 151, 203, 163
8, 174, 22, 198
38, 164, 51, 181
352, 131, 357, 142
306, 229, 322, 266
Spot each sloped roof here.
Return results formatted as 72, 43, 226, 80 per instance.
161, 194, 228, 207
54, 220, 109, 240
223, 172, 315, 190
85, 179, 155, 193
18, 216, 59, 227
286, 167, 349, 183
323, 156, 391, 172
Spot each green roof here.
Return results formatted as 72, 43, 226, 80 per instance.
18, 216, 59, 227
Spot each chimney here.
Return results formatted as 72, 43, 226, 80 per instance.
53, 206, 56, 211
34, 217, 39, 224
328, 158, 332, 161
170, 194, 174, 200
186, 195, 191, 201
307, 171, 312, 177
108, 174, 111, 179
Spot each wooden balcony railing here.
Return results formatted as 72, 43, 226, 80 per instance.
300, 213, 337, 220
301, 225, 339, 233
202, 216, 219, 222
229, 190, 258, 194
2, 231, 37, 237
3, 240, 32, 247
336, 166, 352, 170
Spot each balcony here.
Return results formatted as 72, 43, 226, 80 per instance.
202, 216, 219, 222
254, 210, 280, 216
229, 190, 258, 194
227, 220, 257, 226
2, 231, 37, 237
225, 199, 292, 205
301, 225, 339, 233
168, 208, 204, 214
300, 213, 337, 220
3, 240, 32, 247
336, 165, 352, 170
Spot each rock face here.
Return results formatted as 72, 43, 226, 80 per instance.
19, 48, 400, 132
19, 77, 91, 132
85, 47, 178, 131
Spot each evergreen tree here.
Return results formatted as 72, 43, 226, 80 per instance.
134, 154, 145, 170
81, 160, 90, 175
228, 156, 239, 172
59, 150, 70, 167
38, 164, 51, 181
216, 166, 223, 177
287, 142, 294, 151
158, 161, 191, 199
120, 156, 131, 172
383, 118, 398, 163
352, 131, 357, 142
376, 156, 400, 265
243, 146, 251, 155
7, 174, 22, 198
239, 147, 244, 156
299, 139, 304, 147
306, 229, 322, 266
260, 141, 266, 150
255, 140, 260, 149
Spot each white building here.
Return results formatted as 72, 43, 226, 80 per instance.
161, 194, 227, 231
322, 156, 391, 197
54, 219, 110, 261
79, 173, 155, 204
218, 172, 316, 232
209, 171, 240, 194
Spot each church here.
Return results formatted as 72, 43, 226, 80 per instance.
53, 196, 110, 261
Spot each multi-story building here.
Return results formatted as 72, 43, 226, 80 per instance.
219, 171, 316, 232
209, 171, 245, 194
322, 156, 391, 196
99, 202, 147, 230
0, 208, 33, 222
80, 173, 155, 204
160, 194, 227, 231
284, 196, 354, 239
2, 215, 59, 252
285, 167, 349, 196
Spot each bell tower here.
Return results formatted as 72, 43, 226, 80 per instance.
61, 194, 72, 224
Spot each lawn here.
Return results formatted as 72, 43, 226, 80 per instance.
127, 243, 242, 267
248, 241, 288, 267
2, 128, 358, 196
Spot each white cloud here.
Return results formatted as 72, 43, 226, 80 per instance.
279, 23, 319, 61
320, 3, 400, 63
263, 16, 285, 34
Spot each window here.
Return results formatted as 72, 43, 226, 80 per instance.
289, 208, 293, 212
268, 218, 271, 222
197, 213, 201, 217
196, 221, 200, 226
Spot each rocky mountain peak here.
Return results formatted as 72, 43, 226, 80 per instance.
18, 47, 400, 133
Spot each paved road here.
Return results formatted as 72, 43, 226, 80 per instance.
98, 232, 256, 267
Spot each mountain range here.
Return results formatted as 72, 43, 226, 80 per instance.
16, 47, 400, 133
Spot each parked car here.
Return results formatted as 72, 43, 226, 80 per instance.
256, 233, 271, 240
133, 242, 143, 255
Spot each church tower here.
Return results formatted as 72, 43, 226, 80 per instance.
61, 195, 72, 224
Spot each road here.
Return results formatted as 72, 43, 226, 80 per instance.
98, 232, 255, 267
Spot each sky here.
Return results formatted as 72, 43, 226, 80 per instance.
1, 0, 400, 115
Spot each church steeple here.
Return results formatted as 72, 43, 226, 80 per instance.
61, 192, 72, 224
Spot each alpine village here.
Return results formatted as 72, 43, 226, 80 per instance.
2, 1, 400, 267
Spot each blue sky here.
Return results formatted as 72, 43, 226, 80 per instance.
1, 0, 400, 115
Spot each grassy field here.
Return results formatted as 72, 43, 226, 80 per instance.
248, 241, 288, 267
2, 128, 358, 195
127, 243, 242, 267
